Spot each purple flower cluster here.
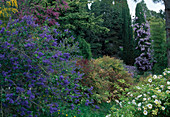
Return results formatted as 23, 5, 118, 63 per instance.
133, 17, 156, 71
0, 15, 94, 116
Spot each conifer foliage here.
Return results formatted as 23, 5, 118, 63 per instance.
118, 0, 135, 65
150, 18, 167, 74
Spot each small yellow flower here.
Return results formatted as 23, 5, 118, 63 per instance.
66, 114, 68, 116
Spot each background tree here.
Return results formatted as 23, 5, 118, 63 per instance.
150, 17, 167, 74
133, 0, 170, 68
90, 0, 122, 58
119, 0, 135, 65
57, 0, 109, 59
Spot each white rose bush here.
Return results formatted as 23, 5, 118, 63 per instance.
109, 68, 170, 117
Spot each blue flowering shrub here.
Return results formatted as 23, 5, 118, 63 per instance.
108, 68, 170, 117
0, 16, 94, 117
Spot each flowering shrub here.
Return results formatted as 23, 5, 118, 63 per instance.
133, 18, 156, 72
0, 15, 94, 116
15, 0, 69, 27
110, 68, 170, 117
0, 0, 18, 27
76, 56, 133, 104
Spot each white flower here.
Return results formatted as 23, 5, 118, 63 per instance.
147, 104, 152, 109
144, 94, 146, 97
147, 92, 150, 94
137, 95, 142, 98
106, 114, 111, 117
130, 94, 133, 97
152, 95, 157, 98
157, 89, 161, 93
132, 100, 136, 105
160, 85, 164, 88
143, 98, 147, 101
166, 71, 170, 73
128, 102, 131, 104
162, 106, 165, 110
167, 81, 170, 85
148, 97, 151, 100
115, 100, 119, 103
153, 75, 157, 79
119, 102, 122, 108
138, 107, 141, 111
107, 100, 111, 103
138, 103, 142, 107
143, 110, 148, 115
127, 92, 131, 95
163, 72, 166, 76
168, 86, 170, 89
154, 99, 161, 104
166, 90, 170, 94
158, 75, 162, 79
136, 86, 141, 89
148, 78, 152, 83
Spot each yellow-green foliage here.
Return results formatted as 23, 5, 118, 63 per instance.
79, 56, 133, 103
0, 0, 18, 27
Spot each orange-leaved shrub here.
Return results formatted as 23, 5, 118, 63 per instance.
76, 56, 134, 103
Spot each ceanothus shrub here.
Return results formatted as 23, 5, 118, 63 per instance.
0, 16, 94, 117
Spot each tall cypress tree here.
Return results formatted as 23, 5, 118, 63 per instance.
120, 0, 135, 65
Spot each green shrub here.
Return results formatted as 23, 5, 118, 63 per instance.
110, 68, 170, 117
76, 56, 133, 104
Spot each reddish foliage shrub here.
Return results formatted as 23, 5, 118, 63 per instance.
75, 56, 134, 103
14, 0, 69, 27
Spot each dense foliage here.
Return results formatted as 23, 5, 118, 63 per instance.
0, 16, 94, 116
109, 68, 170, 117
0, 0, 169, 117
150, 17, 167, 74
90, 0, 122, 58
76, 56, 133, 103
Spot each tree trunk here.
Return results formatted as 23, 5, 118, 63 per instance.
165, 0, 170, 68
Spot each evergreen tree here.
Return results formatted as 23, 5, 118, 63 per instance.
57, 0, 109, 59
119, 0, 135, 65
150, 17, 167, 74
90, 0, 122, 58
